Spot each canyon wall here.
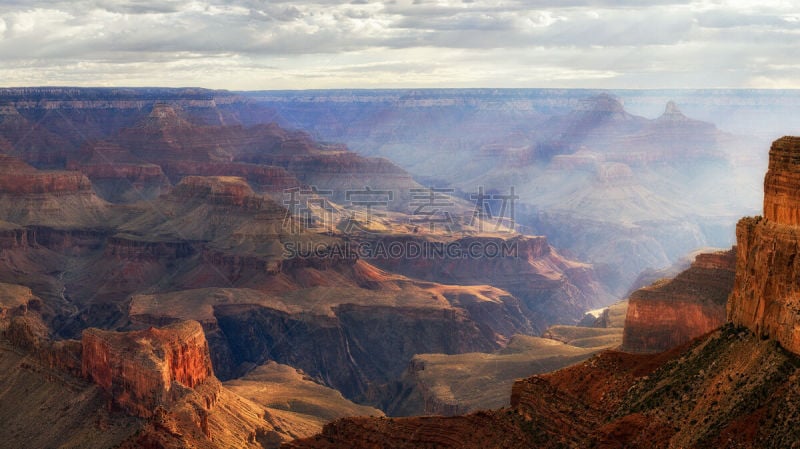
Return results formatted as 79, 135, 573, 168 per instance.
622, 248, 735, 353
729, 136, 800, 355
81, 320, 214, 418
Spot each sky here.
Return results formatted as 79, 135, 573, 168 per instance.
0, 0, 799, 90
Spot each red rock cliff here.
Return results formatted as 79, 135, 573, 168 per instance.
0, 154, 92, 194
729, 136, 800, 355
763, 136, 800, 225
81, 320, 215, 418
622, 248, 735, 353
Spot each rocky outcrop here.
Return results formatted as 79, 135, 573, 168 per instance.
0, 282, 38, 319
161, 161, 299, 192
729, 136, 800, 356
0, 318, 290, 449
762, 136, 800, 225
4, 315, 83, 377
728, 216, 800, 352
0, 155, 108, 227
622, 248, 735, 353
81, 321, 214, 418
171, 176, 266, 208
0, 154, 92, 194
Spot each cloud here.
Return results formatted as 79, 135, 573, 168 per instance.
0, 0, 799, 88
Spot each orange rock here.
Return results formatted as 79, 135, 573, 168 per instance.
0, 154, 92, 194
763, 136, 800, 225
621, 248, 735, 353
729, 136, 800, 356
81, 321, 214, 418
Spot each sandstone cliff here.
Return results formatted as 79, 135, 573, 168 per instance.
622, 248, 735, 353
729, 136, 800, 355
81, 321, 213, 418
1, 318, 293, 449
0, 154, 92, 194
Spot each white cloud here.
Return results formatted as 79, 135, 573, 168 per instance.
0, 0, 798, 88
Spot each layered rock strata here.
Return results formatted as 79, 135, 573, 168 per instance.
622, 248, 735, 353
729, 136, 800, 355
81, 320, 214, 418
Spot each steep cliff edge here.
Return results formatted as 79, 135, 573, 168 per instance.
79, 320, 303, 447
622, 248, 735, 353
81, 320, 214, 418
729, 136, 800, 355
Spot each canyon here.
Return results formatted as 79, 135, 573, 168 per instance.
285, 135, 800, 448
0, 87, 616, 442
0, 87, 793, 448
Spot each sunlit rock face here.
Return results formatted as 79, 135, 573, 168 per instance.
81, 320, 214, 418
763, 136, 800, 226
622, 248, 735, 353
729, 136, 800, 355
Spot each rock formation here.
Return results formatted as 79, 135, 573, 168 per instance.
81, 320, 214, 418
0, 154, 92, 194
0, 154, 108, 227
1, 317, 294, 448
729, 136, 800, 354
762, 136, 800, 225
622, 248, 735, 353
171, 175, 263, 208
67, 140, 171, 202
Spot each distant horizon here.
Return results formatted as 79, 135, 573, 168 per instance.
4, 86, 800, 92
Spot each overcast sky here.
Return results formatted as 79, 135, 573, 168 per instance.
0, 0, 798, 89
